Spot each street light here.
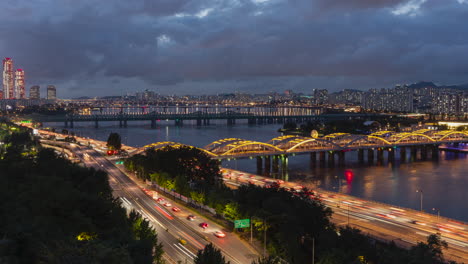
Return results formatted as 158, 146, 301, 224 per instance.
416, 189, 423, 212
334, 175, 341, 207
432, 208, 440, 222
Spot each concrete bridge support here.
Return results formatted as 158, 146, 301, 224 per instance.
338, 151, 345, 166
197, 119, 202, 126
175, 119, 183, 126
256, 156, 263, 176
69, 120, 74, 128
64, 120, 68, 128
410, 146, 417, 160
377, 148, 384, 164
421, 145, 428, 160
123, 120, 127, 128
432, 145, 439, 160
388, 148, 395, 162
319, 151, 326, 167
264, 156, 271, 175
310, 152, 317, 167
94, 120, 99, 128
357, 149, 364, 163
400, 147, 406, 162
280, 155, 289, 181
151, 119, 156, 128
272, 155, 279, 175
367, 149, 374, 164
328, 151, 335, 167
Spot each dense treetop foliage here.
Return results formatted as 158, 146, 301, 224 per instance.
106, 132, 122, 150
194, 243, 230, 264
0, 123, 163, 263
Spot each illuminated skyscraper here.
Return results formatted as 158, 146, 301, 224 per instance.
29, 85, 40, 99
47, 85, 56, 100
15, 69, 25, 99
2, 58, 15, 99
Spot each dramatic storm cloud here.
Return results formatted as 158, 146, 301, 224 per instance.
0, 0, 467, 97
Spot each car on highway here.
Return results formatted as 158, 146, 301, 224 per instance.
214, 231, 226, 238
200, 222, 209, 229
156, 197, 165, 203
172, 207, 181, 212
187, 215, 196, 221
163, 202, 172, 207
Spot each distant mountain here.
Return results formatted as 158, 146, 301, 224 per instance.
408, 81, 468, 90
408, 81, 437, 89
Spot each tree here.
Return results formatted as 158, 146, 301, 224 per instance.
107, 132, 122, 150
409, 233, 448, 264
194, 243, 230, 264
252, 256, 282, 264
0, 125, 163, 263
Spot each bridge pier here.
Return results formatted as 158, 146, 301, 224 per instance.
432, 145, 439, 160
357, 149, 364, 163
123, 120, 127, 128
338, 151, 345, 166
421, 145, 428, 160
197, 119, 202, 126
64, 120, 68, 128
94, 120, 99, 128
272, 155, 279, 176
410, 146, 417, 160
256, 156, 263, 176
319, 152, 326, 167
264, 156, 271, 175
151, 119, 156, 128
367, 149, 374, 164
280, 155, 288, 181
377, 148, 384, 164
328, 151, 335, 167
70, 120, 74, 128
310, 152, 316, 168
400, 147, 406, 162
175, 119, 183, 126
388, 148, 395, 162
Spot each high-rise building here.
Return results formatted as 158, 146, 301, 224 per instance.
29, 85, 40, 99
47, 85, 56, 100
2, 58, 15, 99
14, 69, 25, 99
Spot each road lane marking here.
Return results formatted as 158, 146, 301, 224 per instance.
173, 243, 195, 260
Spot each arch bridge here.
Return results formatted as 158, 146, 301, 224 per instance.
132, 130, 468, 179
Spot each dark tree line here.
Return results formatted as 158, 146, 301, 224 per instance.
123, 131, 455, 264
0, 124, 163, 263
125, 146, 225, 205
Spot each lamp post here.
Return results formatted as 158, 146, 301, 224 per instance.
416, 189, 423, 212
432, 208, 440, 222
335, 175, 341, 207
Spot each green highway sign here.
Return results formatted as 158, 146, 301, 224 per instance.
234, 219, 250, 228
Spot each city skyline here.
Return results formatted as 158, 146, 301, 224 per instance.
0, 1, 467, 98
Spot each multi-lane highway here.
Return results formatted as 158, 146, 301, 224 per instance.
221, 169, 468, 263
35, 128, 467, 263
69, 144, 259, 264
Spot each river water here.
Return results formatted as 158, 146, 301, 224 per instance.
46, 120, 468, 221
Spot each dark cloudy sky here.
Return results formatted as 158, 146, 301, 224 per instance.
1, 0, 468, 98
